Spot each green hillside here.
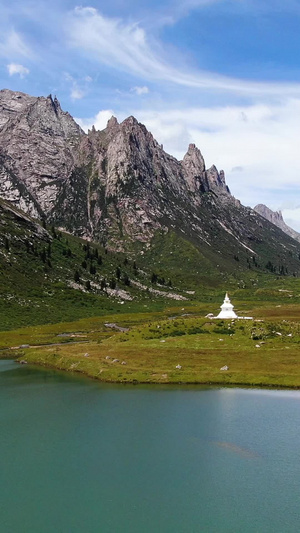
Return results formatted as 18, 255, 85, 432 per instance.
0, 200, 185, 329
1, 198, 300, 332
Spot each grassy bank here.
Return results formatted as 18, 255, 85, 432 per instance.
3, 301, 300, 388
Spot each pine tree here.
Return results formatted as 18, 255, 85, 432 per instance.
123, 273, 130, 286
85, 243, 90, 259
109, 278, 116, 289
40, 249, 47, 263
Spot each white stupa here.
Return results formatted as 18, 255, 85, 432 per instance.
216, 293, 238, 319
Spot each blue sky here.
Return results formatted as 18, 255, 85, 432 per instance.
1, 0, 300, 229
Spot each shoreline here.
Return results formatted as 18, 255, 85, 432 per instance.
4, 355, 300, 391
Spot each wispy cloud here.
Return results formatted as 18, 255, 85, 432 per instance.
7, 63, 30, 78
131, 86, 149, 95
70, 86, 84, 100
64, 73, 86, 100
169, 0, 300, 19
67, 7, 300, 98
0, 30, 32, 59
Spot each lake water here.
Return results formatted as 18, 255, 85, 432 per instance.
1, 360, 300, 532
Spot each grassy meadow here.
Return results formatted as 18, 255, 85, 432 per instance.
2, 292, 300, 388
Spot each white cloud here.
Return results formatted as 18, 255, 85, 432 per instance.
131, 86, 149, 95
70, 86, 84, 100
7, 63, 29, 78
76, 109, 116, 132
0, 30, 32, 59
67, 7, 300, 98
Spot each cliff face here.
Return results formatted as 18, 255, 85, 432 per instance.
0, 89, 84, 219
1, 89, 300, 275
254, 204, 300, 243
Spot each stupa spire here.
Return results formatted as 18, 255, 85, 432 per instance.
216, 292, 238, 319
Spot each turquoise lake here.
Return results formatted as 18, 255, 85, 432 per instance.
1, 359, 300, 532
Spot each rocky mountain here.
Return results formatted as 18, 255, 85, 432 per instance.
0, 89, 83, 218
1, 88, 300, 278
254, 204, 300, 243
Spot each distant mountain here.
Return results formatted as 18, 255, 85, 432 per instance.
254, 204, 300, 243
1, 88, 300, 280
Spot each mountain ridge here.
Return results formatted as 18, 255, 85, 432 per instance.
1, 88, 300, 280
254, 204, 300, 243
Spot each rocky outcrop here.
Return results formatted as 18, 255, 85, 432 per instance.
254, 204, 300, 243
182, 143, 206, 192
0, 197, 50, 244
0, 89, 84, 221
0, 89, 37, 129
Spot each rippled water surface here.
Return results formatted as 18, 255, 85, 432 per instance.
1, 360, 300, 532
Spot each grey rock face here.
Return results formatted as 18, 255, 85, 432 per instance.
205, 166, 230, 195
182, 143, 206, 192
77, 116, 232, 246
254, 204, 300, 243
0, 89, 37, 129
0, 89, 84, 222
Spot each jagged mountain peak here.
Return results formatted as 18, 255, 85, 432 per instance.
206, 166, 230, 195
183, 143, 206, 170
122, 115, 140, 126
106, 115, 119, 129
182, 143, 206, 192
254, 204, 300, 243
0, 90, 84, 218
254, 204, 283, 221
